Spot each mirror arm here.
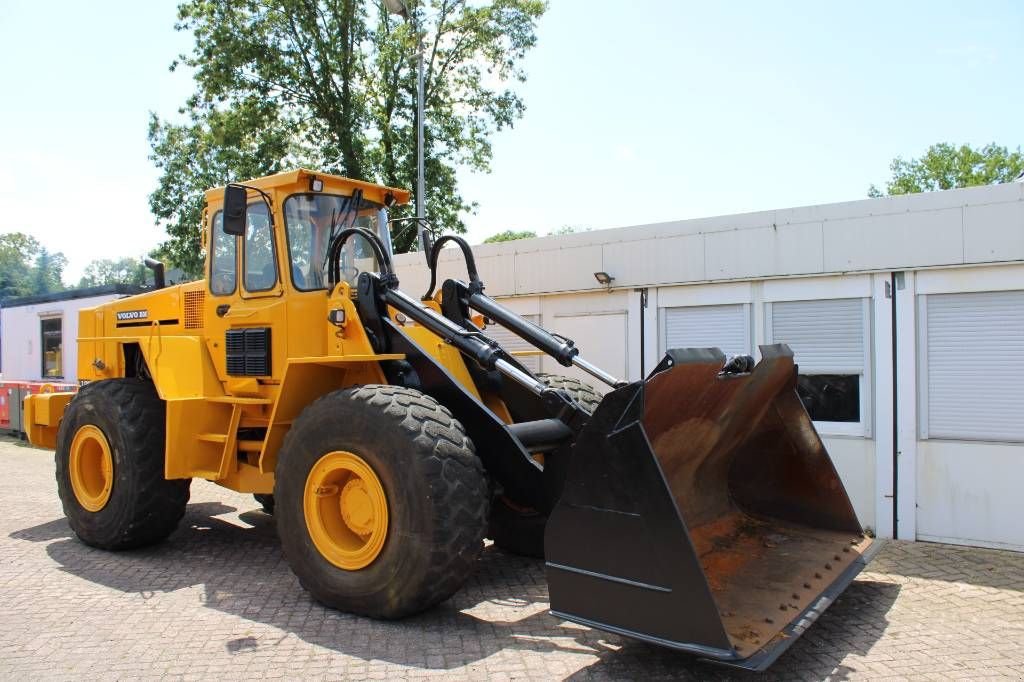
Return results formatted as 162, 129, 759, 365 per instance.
223, 183, 276, 235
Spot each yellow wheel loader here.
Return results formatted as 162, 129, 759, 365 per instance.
24, 169, 877, 670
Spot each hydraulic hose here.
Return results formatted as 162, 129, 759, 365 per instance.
422, 234, 483, 300
326, 227, 394, 289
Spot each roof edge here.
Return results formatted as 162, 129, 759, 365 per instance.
0, 283, 146, 309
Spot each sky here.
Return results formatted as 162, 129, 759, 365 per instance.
1, 1, 1022, 283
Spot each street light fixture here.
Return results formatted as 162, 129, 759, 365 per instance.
385, 0, 428, 256
382, 0, 408, 18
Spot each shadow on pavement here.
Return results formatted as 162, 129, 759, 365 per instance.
566, 580, 901, 681
11, 501, 898, 676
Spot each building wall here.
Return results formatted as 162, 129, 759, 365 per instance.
0, 294, 119, 383
394, 181, 1024, 297
394, 184, 1024, 550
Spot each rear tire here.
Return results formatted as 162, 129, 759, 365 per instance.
535, 373, 602, 413
55, 379, 190, 550
275, 385, 489, 619
489, 374, 601, 558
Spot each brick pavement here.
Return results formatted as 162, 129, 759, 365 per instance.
2, 437, 1023, 680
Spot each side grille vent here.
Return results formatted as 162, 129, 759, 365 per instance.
226, 328, 272, 376
184, 290, 205, 329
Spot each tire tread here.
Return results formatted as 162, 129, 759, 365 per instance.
56, 379, 189, 550
277, 384, 488, 618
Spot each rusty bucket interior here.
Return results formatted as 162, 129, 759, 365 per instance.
545, 344, 874, 669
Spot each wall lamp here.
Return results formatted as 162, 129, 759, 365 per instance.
593, 271, 615, 289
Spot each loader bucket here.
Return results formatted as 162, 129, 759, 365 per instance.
544, 344, 878, 671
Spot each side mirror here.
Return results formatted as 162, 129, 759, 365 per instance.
223, 185, 248, 236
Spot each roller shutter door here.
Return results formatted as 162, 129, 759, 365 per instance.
921, 290, 1024, 442
661, 304, 750, 357
767, 298, 870, 430
769, 298, 865, 374
917, 289, 1024, 550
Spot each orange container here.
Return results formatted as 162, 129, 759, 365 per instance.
23, 381, 78, 396
0, 382, 27, 432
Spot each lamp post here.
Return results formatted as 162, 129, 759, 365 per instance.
384, 0, 428, 254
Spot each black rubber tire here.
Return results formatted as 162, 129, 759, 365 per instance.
489, 374, 601, 558
253, 493, 275, 514
275, 385, 489, 619
55, 379, 190, 550
535, 373, 602, 413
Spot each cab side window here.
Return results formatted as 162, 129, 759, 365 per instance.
210, 211, 237, 296
244, 203, 277, 292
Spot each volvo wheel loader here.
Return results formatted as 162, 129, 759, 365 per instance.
24, 169, 878, 670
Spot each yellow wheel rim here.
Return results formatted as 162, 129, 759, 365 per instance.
304, 451, 389, 570
69, 425, 114, 512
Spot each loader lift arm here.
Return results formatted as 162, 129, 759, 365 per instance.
328, 228, 584, 511
423, 235, 624, 389
333, 227, 878, 671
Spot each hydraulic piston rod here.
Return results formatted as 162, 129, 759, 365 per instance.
569, 355, 623, 389
465, 291, 623, 388
384, 288, 549, 395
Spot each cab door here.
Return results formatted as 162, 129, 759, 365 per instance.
205, 202, 286, 392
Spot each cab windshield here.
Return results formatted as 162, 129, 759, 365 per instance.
283, 193, 388, 290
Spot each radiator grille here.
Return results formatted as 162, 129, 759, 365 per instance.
184, 290, 205, 329
226, 328, 271, 376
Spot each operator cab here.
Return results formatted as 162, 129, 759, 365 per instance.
204, 169, 409, 297
283, 192, 391, 291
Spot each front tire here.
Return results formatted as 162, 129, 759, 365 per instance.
55, 379, 190, 550
275, 385, 489, 619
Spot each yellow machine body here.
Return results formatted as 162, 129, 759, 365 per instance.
24, 169, 465, 494
24, 169, 877, 671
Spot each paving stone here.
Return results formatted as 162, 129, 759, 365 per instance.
1, 437, 1023, 679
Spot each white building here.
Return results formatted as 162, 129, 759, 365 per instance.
0, 285, 142, 384
395, 182, 1024, 552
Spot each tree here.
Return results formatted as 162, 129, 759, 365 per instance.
149, 101, 296, 277
78, 257, 148, 288
30, 248, 67, 296
0, 233, 67, 298
869, 143, 1024, 197
0, 232, 40, 298
483, 229, 536, 243
150, 0, 547, 274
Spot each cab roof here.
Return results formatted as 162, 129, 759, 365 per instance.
203, 168, 411, 207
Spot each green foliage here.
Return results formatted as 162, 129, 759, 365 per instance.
150, 0, 547, 272
149, 101, 298, 278
0, 232, 41, 298
31, 249, 67, 295
77, 257, 148, 288
0, 233, 66, 299
482, 224, 590, 243
483, 229, 537, 243
869, 143, 1024, 197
